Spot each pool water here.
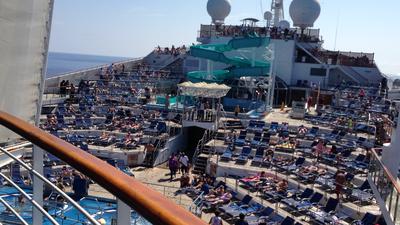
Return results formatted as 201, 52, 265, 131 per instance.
0, 186, 151, 225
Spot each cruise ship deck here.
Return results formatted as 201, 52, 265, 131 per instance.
1, 0, 399, 225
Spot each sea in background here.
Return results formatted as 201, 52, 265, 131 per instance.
46, 52, 129, 78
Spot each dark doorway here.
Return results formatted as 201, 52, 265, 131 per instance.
182, 127, 206, 160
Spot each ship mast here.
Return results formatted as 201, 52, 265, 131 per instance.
271, 0, 284, 26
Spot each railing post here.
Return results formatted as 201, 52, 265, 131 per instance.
117, 199, 131, 225
393, 194, 399, 223
32, 146, 43, 225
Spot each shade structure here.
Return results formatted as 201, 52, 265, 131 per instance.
178, 82, 231, 98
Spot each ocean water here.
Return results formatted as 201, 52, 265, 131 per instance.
46, 52, 129, 78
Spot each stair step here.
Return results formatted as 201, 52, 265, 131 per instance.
192, 170, 204, 175
196, 161, 207, 165
194, 167, 206, 171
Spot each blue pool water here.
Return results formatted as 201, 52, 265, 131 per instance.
0, 186, 151, 225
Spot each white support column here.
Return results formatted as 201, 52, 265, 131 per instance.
206, 60, 214, 80
32, 145, 44, 225
117, 199, 131, 225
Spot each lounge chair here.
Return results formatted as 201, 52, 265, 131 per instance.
278, 157, 305, 173
224, 202, 263, 219
281, 188, 314, 209
347, 180, 373, 204
83, 118, 93, 129
308, 197, 339, 225
218, 194, 252, 214
305, 126, 319, 140
11, 163, 27, 187
221, 147, 233, 162
349, 154, 368, 171
259, 136, 270, 147
245, 207, 274, 224
251, 147, 265, 166
234, 130, 247, 146
247, 120, 258, 132
290, 192, 323, 213
352, 212, 377, 225
268, 122, 279, 135
236, 146, 252, 164
251, 132, 262, 147
75, 117, 84, 129
254, 121, 266, 133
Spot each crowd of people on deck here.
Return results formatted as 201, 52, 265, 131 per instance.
168, 152, 190, 182
154, 45, 187, 56
309, 47, 375, 68
59, 80, 76, 96
199, 24, 319, 42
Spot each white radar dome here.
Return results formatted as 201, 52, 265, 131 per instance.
278, 20, 290, 29
207, 0, 231, 25
264, 11, 273, 21
289, 0, 321, 28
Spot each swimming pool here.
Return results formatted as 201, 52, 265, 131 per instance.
0, 186, 151, 225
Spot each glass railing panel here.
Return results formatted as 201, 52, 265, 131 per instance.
368, 149, 400, 225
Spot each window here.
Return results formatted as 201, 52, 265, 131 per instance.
310, 68, 327, 76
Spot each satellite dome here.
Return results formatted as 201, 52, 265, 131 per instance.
289, 0, 321, 28
207, 0, 231, 25
264, 11, 273, 21
278, 20, 290, 29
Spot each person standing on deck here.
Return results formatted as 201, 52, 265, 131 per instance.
179, 152, 189, 174
335, 170, 346, 200
168, 154, 178, 182
307, 96, 313, 112
347, 117, 353, 135
234, 105, 240, 118
165, 95, 170, 111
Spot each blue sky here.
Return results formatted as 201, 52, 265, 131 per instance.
49, 0, 400, 75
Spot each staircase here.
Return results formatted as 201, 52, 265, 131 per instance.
142, 139, 163, 167
296, 42, 324, 64
191, 130, 215, 175
337, 65, 369, 85
144, 51, 186, 71
296, 42, 369, 86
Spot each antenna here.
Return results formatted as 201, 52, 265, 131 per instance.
260, 0, 264, 18
334, 10, 340, 51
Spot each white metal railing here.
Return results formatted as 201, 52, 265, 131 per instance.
188, 191, 204, 217
47, 57, 143, 79
0, 146, 101, 225
0, 196, 29, 225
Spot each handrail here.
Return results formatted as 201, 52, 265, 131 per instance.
0, 197, 29, 225
0, 111, 206, 225
0, 146, 101, 225
46, 57, 143, 79
0, 173, 59, 225
371, 148, 400, 193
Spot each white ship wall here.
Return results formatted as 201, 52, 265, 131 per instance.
270, 39, 296, 85
0, 0, 53, 143
382, 115, 400, 179
292, 62, 328, 86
